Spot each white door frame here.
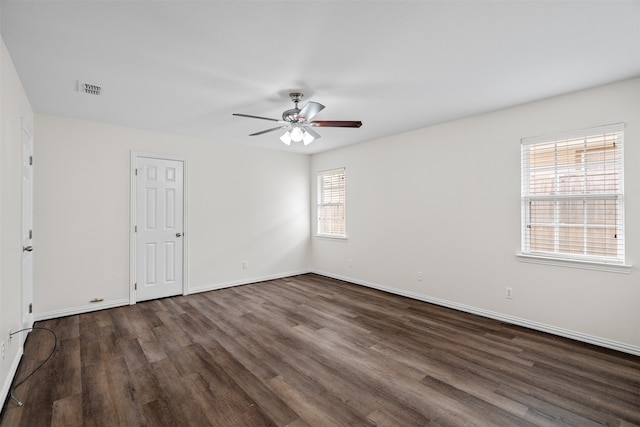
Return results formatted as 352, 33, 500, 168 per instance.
130, 152, 188, 304
21, 120, 34, 335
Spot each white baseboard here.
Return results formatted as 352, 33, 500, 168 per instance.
30, 269, 640, 356
311, 270, 640, 357
34, 270, 311, 322
188, 269, 311, 295
35, 298, 130, 322
1, 345, 23, 412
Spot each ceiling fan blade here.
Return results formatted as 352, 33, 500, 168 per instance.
303, 126, 322, 140
297, 101, 325, 121
310, 120, 362, 128
233, 113, 280, 122
249, 126, 288, 136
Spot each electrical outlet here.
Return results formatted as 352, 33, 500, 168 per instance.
242, 260, 248, 269
417, 271, 423, 281
348, 259, 352, 268
505, 287, 513, 299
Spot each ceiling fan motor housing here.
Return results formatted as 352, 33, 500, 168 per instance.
283, 92, 304, 122
282, 108, 301, 122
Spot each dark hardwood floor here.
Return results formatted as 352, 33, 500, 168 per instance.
1, 274, 639, 426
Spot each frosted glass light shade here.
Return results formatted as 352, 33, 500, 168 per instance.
280, 131, 292, 145
302, 130, 315, 145
280, 127, 316, 145
290, 127, 304, 142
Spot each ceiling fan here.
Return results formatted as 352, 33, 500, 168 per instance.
233, 92, 362, 145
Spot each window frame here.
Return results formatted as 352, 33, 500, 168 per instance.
518, 123, 630, 272
316, 168, 347, 239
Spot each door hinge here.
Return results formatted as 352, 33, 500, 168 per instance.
29, 303, 33, 314
134, 225, 137, 233
29, 229, 33, 239
29, 156, 33, 166
135, 168, 138, 176
134, 283, 137, 290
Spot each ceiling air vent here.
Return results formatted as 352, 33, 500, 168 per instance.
78, 81, 102, 96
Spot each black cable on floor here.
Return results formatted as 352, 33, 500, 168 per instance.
8, 327, 58, 406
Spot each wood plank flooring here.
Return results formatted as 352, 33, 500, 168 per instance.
1, 273, 639, 426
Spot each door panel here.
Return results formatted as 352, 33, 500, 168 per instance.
135, 157, 184, 302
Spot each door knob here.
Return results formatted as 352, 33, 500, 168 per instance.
23, 245, 33, 252
176, 233, 182, 237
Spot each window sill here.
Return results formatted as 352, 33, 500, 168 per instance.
516, 253, 632, 274
315, 234, 348, 241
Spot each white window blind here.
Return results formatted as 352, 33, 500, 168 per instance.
317, 168, 346, 237
521, 124, 624, 264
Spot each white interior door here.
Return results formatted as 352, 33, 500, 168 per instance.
21, 123, 34, 333
134, 156, 185, 302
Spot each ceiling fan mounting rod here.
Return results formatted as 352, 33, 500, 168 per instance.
282, 92, 305, 122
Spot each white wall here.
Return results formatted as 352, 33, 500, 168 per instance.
311, 77, 640, 354
33, 115, 310, 318
0, 37, 34, 405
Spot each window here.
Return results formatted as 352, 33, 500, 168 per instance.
521, 124, 624, 265
317, 168, 346, 237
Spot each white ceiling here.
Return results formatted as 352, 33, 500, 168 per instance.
1, 1, 639, 154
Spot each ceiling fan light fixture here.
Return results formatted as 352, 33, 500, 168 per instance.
290, 127, 304, 143
280, 131, 292, 145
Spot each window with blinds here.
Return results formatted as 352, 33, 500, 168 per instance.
521, 124, 624, 264
317, 168, 346, 237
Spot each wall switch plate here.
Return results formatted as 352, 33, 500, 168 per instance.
417, 271, 423, 281
506, 287, 513, 299
242, 260, 248, 269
